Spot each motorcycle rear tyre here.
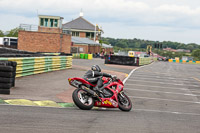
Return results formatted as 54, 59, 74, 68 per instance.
72, 89, 94, 110
118, 93, 132, 112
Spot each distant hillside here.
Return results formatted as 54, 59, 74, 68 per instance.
101, 37, 200, 52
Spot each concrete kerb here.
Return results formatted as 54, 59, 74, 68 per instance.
0, 98, 75, 108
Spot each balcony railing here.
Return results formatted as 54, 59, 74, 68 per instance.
19, 24, 38, 31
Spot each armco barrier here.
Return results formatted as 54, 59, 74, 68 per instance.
0, 56, 72, 78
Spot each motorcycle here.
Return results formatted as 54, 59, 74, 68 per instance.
68, 76, 132, 111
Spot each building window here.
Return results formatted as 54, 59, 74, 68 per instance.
72, 32, 80, 37
86, 32, 94, 38
91, 33, 94, 38
54, 19, 58, 27
40, 18, 44, 26
50, 19, 54, 27
45, 18, 48, 27
86, 32, 90, 38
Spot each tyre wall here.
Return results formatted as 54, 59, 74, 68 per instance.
0, 56, 72, 78
0, 61, 16, 95
105, 55, 157, 66
104, 55, 139, 66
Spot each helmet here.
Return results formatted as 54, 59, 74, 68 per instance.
91, 65, 101, 72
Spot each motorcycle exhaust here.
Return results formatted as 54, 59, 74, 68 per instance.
81, 86, 102, 102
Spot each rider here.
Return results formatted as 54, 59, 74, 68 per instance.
83, 65, 113, 93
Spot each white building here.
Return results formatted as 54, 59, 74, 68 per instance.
0, 37, 18, 46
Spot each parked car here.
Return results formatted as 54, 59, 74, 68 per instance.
158, 56, 168, 61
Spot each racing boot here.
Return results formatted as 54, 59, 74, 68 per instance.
93, 86, 105, 98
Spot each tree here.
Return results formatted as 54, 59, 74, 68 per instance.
7, 27, 20, 37
176, 44, 185, 49
101, 37, 199, 51
115, 40, 128, 48
192, 49, 200, 61
0, 30, 4, 37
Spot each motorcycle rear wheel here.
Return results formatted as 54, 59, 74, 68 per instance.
117, 92, 132, 112
72, 89, 94, 110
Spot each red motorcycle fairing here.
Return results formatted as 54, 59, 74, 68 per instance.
94, 81, 124, 108
94, 97, 118, 108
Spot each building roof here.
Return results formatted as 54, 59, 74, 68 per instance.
38, 15, 64, 19
102, 43, 113, 48
72, 37, 100, 45
63, 17, 98, 31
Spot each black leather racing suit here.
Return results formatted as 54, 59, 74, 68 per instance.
83, 70, 112, 90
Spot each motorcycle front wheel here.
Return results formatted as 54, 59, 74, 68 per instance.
117, 92, 132, 112
72, 89, 94, 110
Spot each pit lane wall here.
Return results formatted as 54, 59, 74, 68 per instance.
105, 55, 156, 66
168, 59, 200, 64
0, 56, 72, 78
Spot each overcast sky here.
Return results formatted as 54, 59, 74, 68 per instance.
0, 0, 200, 44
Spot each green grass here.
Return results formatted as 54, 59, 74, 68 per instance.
57, 103, 75, 108
0, 99, 6, 104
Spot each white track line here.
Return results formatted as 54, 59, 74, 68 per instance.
127, 79, 185, 86
125, 84, 188, 90
129, 96, 200, 104
123, 63, 154, 84
126, 79, 200, 87
133, 108, 200, 116
128, 77, 199, 83
125, 88, 200, 97
129, 74, 193, 81
123, 67, 143, 84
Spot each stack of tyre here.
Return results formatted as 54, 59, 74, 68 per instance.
0, 61, 17, 95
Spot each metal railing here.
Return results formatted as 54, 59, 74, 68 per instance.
19, 24, 38, 31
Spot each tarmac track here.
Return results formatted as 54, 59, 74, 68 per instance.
0, 61, 200, 133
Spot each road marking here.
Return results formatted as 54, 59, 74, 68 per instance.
123, 63, 154, 84
133, 109, 200, 116
125, 88, 200, 97
136, 70, 178, 76
123, 66, 144, 84
193, 77, 200, 82
126, 79, 185, 86
125, 83, 189, 91
126, 79, 200, 87
190, 90, 200, 93
129, 96, 200, 104
128, 77, 199, 84
130, 74, 193, 81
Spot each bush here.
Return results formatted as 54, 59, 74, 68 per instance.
192, 49, 200, 61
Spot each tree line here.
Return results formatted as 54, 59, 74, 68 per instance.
100, 37, 200, 60
101, 37, 200, 52
0, 28, 20, 37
